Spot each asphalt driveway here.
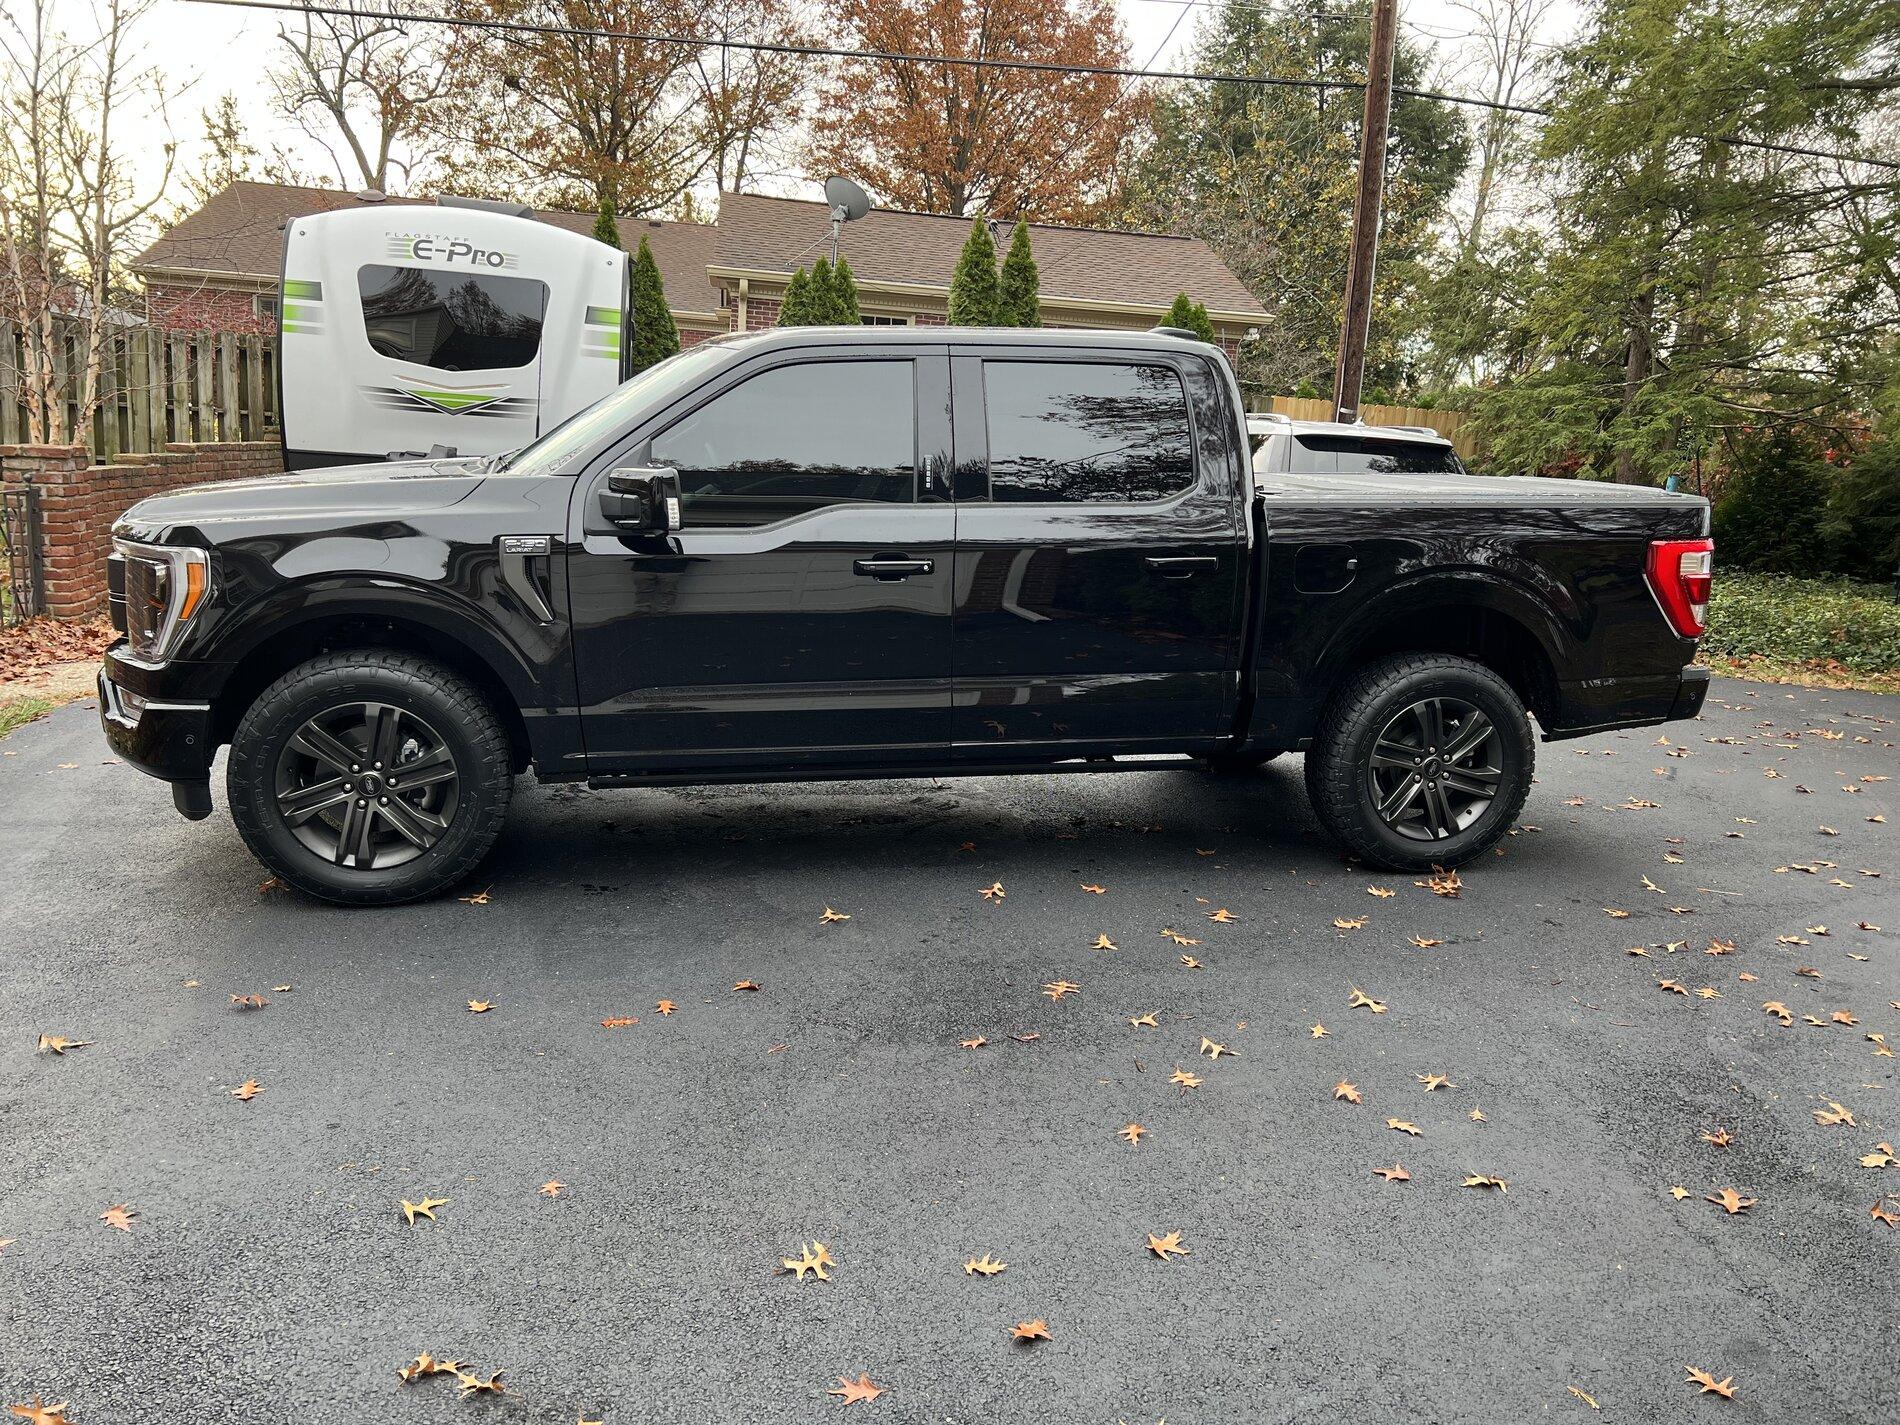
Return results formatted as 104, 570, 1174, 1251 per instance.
1, 678, 1893, 1424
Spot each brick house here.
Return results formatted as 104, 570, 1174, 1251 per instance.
134, 181, 1266, 355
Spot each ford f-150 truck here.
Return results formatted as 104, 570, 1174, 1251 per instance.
99, 327, 1713, 905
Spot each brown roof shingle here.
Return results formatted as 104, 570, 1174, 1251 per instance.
712, 191, 1267, 321
134, 181, 721, 316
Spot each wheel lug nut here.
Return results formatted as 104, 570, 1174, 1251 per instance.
357, 799, 367, 807
351, 764, 360, 772
374, 762, 383, 770
379, 797, 388, 805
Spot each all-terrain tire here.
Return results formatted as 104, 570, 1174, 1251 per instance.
226, 650, 513, 906
1303, 652, 1533, 871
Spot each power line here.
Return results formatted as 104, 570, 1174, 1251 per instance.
184, 0, 1900, 172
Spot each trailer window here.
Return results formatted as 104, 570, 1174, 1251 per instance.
357, 264, 548, 371
983, 361, 1193, 503
652, 360, 917, 528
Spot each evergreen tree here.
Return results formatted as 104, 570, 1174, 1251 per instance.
833, 258, 862, 324
809, 257, 839, 323
627, 234, 679, 373
591, 193, 621, 249
995, 222, 1040, 327
1163, 293, 1215, 343
778, 267, 810, 325
947, 217, 999, 326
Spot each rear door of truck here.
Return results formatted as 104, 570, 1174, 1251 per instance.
947, 343, 1248, 754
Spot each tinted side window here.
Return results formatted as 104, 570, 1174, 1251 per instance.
984, 361, 1194, 503
1295, 434, 1464, 475
652, 360, 917, 528
357, 265, 547, 371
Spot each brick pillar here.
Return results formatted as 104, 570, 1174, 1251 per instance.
0, 445, 89, 620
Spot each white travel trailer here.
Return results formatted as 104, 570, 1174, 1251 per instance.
278, 196, 629, 469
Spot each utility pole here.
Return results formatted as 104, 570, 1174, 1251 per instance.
1332, 0, 1398, 423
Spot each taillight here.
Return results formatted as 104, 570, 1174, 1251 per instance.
1645, 538, 1714, 638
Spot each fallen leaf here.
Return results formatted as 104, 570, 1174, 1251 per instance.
779, 1241, 835, 1282
1372, 1163, 1410, 1182
100, 1203, 137, 1232
733, 980, 762, 992
1179, 954, 1203, 969
1090, 934, 1117, 951
1567, 1383, 1601, 1410
1348, 987, 1387, 1014
1859, 1143, 1896, 1168
1657, 979, 1689, 995
1309, 1022, 1330, 1039
458, 888, 492, 906
1814, 1101, 1857, 1127
1705, 1188, 1756, 1215
1462, 1174, 1509, 1193
1386, 1118, 1421, 1137
1469, 1107, 1487, 1122
1871, 1199, 1900, 1228
1422, 870, 1463, 897
963, 1253, 1007, 1276
229, 994, 268, 1010
1011, 1320, 1051, 1342
1415, 1073, 1455, 1092
1699, 1127, 1732, 1148
601, 1016, 640, 1028
540, 1180, 565, 1198
980, 882, 1005, 902
1080, 883, 1106, 895
1145, 1230, 1189, 1261
34, 1035, 90, 1056
7, 1398, 74, 1425
455, 1371, 504, 1399
1368, 886, 1396, 898
1161, 928, 1199, 947
656, 1000, 677, 1015
1830, 1009, 1858, 1026
959, 1036, 987, 1049
820, 906, 851, 923
1333, 1080, 1362, 1104
1408, 936, 1442, 948
231, 1079, 261, 1102
1333, 917, 1367, 931
1198, 1036, 1234, 1060
1118, 1122, 1147, 1147
466, 999, 494, 1014
828, 1373, 884, 1406
1169, 1068, 1203, 1091
1128, 1012, 1158, 1029
1762, 1000, 1793, 1025
1041, 980, 1080, 1002
1207, 908, 1237, 923
1669, 1186, 1691, 1201
1683, 1367, 1735, 1399
400, 1196, 450, 1225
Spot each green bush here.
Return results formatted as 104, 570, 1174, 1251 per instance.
1820, 438, 1900, 582
1710, 428, 1826, 573
1700, 572, 1900, 674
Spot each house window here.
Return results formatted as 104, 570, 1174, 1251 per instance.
254, 292, 279, 321
860, 314, 911, 327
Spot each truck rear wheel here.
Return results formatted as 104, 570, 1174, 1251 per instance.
226, 650, 513, 906
1304, 652, 1532, 871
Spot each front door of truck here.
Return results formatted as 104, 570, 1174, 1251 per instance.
569, 347, 955, 773
948, 348, 1247, 753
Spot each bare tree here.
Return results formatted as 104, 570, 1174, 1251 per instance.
688, 0, 813, 196
0, 0, 174, 446
1438, 0, 1557, 259
268, 7, 462, 192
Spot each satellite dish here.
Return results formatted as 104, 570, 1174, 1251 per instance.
824, 176, 872, 223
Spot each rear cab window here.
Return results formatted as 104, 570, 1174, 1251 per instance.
981, 360, 1194, 503
1291, 433, 1465, 475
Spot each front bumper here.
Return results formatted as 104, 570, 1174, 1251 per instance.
98, 650, 215, 786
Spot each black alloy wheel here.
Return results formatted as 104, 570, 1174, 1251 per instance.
274, 701, 461, 869
1364, 696, 1501, 841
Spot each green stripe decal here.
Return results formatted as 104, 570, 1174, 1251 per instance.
283, 279, 323, 300
282, 323, 324, 335
584, 305, 619, 327
409, 388, 503, 411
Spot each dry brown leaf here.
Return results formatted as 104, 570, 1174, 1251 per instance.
656, 1000, 678, 1015
600, 1015, 639, 1028
466, 999, 494, 1014
1090, 934, 1117, 951
959, 1036, 987, 1049
779, 1241, 835, 1282
963, 1253, 1007, 1277
1814, 1101, 1856, 1126
229, 994, 268, 1010
1309, 1022, 1330, 1038
34, 1034, 90, 1056
1079, 883, 1107, 895
458, 888, 492, 906
1409, 936, 1442, 948
1161, 928, 1199, 946
1207, 907, 1237, 923
733, 979, 762, 992
455, 1371, 504, 1399
1386, 1118, 1421, 1137
1348, 987, 1387, 1014
1699, 1127, 1732, 1148
1604, 908, 1631, 919
400, 1196, 449, 1225
1469, 1107, 1487, 1122
539, 1180, 565, 1198
1669, 1186, 1691, 1200
1333, 917, 1367, 930
1415, 1073, 1455, 1092
1368, 886, 1396, 898
100, 1203, 136, 1232
1128, 1012, 1158, 1029
1333, 1080, 1362, 1104
979, 882, 1005, 902
1858, 1143, 1895, 1169
828, 1372, 884, 1406
1372, 1163, 1411, 1183
1041, 980, 1080, 1002
1170, 1068, 1203, 1091
1705, 1188, 1756, 1215
1567, 1384, 1600, 1410
1179, 954, 1203, 969
231, 1079, 261, 1102
1683, 1367, 1735, 1399
1145, 1230, 1189, 1261
1198, 1036, 1234, 1060
1011, 1320, 1051, 1342
820, 906, 851, 923
1870, 1199, 1900, 1228
1462, 1174, 1509, 1192
1118, 1122, 1147, 1147
1420, 870, 1462, 897
7, 1397, 75, 1425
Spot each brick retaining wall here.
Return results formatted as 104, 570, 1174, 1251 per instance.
1, 441, 283, 620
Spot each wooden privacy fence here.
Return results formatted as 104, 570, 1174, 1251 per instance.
1, 319, 279, 459
1256, 395, 1477, 461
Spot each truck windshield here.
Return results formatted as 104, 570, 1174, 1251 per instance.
500, 343, 738, 476
1295, 433, 1465, 474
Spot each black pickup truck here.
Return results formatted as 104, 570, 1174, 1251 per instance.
100, 327, 1712, 905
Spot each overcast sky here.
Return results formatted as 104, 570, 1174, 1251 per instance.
116, 0, 1581, 208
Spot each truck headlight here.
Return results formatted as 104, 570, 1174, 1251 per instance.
113, 538, 212, 662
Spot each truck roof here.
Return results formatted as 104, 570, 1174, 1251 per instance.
700, 325, 1220, 356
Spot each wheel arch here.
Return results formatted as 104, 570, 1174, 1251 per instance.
1313, 572, 1565, 729
206, 585, 536, 773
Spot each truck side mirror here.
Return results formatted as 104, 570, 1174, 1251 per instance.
600, 466, 681, 533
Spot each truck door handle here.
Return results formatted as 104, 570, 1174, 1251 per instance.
1146, 555, 1218, 578
854, 556, 934, 580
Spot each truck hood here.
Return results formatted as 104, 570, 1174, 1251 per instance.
115, 458, 487, 537
1259, 468, 1705, 506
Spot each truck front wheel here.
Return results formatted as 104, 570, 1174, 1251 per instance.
226, 650, 513, 906
1304, 653, 1533, 871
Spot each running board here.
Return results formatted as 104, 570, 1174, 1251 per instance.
585, 754, 1204, 790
